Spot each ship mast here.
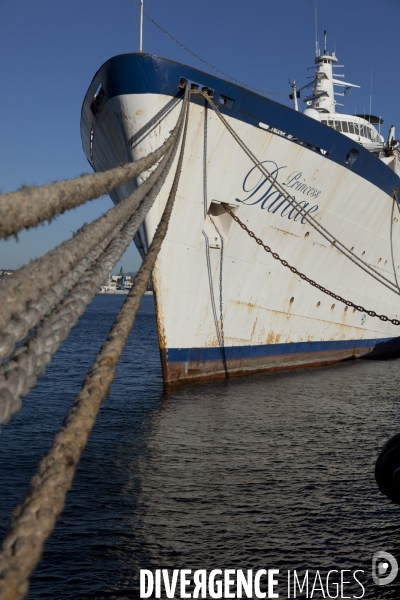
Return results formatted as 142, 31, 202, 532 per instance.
314, 0, 319, 57
139, 0, 144, 53
301, 30, 359, 114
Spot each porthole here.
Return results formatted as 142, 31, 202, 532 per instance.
218, 94, 235, 109
90, 83, 106, 117
345, 148, 360, 166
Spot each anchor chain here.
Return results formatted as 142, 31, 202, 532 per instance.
222, 203, 400, 326
197, 90, 400, 299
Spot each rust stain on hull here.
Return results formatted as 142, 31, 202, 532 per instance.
152, 264, 170, 383
163, 343, 400, 385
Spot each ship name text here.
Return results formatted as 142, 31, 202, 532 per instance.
236, 161, 320, 224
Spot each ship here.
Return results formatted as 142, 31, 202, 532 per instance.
80, 27, 400, 384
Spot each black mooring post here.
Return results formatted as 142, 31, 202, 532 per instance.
375, 433, 400, 504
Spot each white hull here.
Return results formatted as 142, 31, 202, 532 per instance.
81, 55, 400, 382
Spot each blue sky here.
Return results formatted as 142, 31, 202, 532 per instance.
0, 0, 399, 273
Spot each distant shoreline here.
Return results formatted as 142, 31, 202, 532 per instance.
99, 290, 153, 295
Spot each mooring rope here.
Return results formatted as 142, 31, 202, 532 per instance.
0, 108, 182, 240
197, 90, 400, 298
0, 88, 190, 600
0, 95, 187, 337
0, 116, 182, 426
0, 220, 129, 363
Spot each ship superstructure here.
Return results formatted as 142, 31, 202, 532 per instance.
296, 31, 399, 169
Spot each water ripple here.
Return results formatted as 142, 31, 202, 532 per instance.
1, 295, 400, 598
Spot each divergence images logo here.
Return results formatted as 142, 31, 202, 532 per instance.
372, 551, 398, 586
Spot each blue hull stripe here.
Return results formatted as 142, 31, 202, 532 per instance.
166, 337, 400, 363
83, 53, 400, 197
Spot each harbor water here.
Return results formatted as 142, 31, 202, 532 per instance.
1, 295, 400, 599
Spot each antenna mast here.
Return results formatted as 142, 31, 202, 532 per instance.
139, 0, 143, 53
369, 67, 373, 115
314, 0, 319, 56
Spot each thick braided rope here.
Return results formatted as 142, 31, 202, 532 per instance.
0, 88, 190, 600
0, 218, 127, 363
0, 102, 181, 240
0, 116, 182, 366
0, 95, 187, 334
0, 147, 168, 333
0, 112, 183, 427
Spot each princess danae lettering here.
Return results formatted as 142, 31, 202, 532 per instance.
236, 161, 320, 224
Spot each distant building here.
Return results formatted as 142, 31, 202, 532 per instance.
99, 272, 153, 294
100, 274, 133, 294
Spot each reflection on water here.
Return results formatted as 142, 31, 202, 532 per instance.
1, 295, 400, 598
